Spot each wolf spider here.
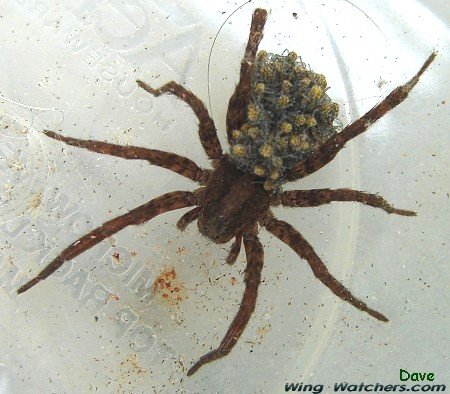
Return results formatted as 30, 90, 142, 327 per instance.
17, 9, 435, 376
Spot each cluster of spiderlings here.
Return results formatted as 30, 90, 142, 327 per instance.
229, 50, 340, 190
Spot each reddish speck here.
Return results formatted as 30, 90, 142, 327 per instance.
152, 267, 186, 304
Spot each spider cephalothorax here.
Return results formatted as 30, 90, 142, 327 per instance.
17, 9, 435, 376
197, 156, 271, 243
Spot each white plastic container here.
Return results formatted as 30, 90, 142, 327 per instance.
1, 0, 448, 392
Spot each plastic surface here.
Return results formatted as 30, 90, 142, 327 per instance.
1, 0, 448, 392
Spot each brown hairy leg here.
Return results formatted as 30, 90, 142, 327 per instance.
17, 191, 197, 294
187, 230, 264, 376
278, 188, 416, 216
285, 52, 437, 182
136, 80, 222, 161
43, 130, 207, 184
262, 213, 388, 322
226, 8, 268, 139
177, 206, 202, 231
226, 233, 243, 265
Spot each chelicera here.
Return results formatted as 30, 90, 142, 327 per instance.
17, 9, 435, 376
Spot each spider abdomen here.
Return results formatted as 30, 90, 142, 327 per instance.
197, 156, 270, 243
229, 50, 340, 190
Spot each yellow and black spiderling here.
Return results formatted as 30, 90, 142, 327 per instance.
229, 50, 340, 189
16, 7, 435, 378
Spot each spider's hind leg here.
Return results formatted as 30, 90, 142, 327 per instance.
285, 52, 437, 182
262, 213, 388, 322
226, 8, 267, 140
187, 230, 264, 376
137, 80, 222, 161
17, 191, 196, 294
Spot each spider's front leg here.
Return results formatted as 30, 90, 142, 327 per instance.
278, 188, 416, 216
176, 206, 202, 231
226, 8, 267, 139
285, 52, 437, 182
136, 80, 222, 161
226, 233, 243, 265
261, 213, 388, 322
187, 230, 264, 376
17, 191, 197, 294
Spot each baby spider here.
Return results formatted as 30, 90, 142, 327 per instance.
17, 9, 435, 376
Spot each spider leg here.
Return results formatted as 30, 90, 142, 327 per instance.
226, 233, 243, 265
187, 230, 264, 376
17, 191, 196, 294
277, 188, 416, 216
262, 213, 388, 322
285, 52, 437, 182
176, 206, 202, 231
226, 8, 268, 139
43, 130, 208, 184
136, 80, 222, 161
